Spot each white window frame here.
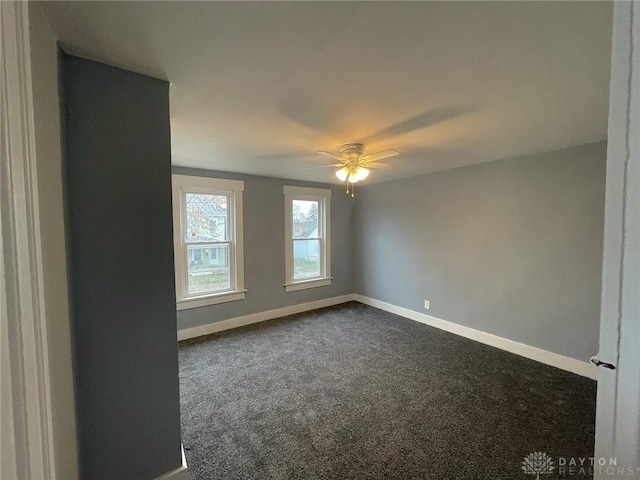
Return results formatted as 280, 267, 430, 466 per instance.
172, 175, 245, 309
284, 186, 332, 292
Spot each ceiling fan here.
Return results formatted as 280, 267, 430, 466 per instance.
316, 143, 399, 196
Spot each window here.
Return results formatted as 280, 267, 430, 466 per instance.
172, 175, 245, 309
284, 186, 331, 292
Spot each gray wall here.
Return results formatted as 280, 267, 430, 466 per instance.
354, 142, 606, 362
173, 168, 354, 331
62, 55, 182, 478
28, 4, 78, 478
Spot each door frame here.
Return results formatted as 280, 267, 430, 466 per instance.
594, 0, 640, 476
1, 1, 56, 478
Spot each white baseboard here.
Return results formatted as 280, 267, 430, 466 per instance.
177, 292, 597, 380
353, 294, 598, 380
177, 294, 355, 341
154, 445, 188, 480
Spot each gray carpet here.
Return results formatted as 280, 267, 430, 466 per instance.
179, 302, 596, 479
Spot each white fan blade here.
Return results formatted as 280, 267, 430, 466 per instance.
317, 151, 344, 162
305, 163, 345, 169
362, 149, 400, 163
365, 162, 394, 170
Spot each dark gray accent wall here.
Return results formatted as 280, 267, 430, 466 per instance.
62, 55, 182, 479
172, 168, 355, 330
354, 142, 606, 362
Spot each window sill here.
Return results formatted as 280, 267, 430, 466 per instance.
176, 290, 247, 310
284, 277, 332, 292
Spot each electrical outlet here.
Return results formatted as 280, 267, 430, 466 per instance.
424, 300, 430, 310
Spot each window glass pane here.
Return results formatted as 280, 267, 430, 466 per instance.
187, 243, 230, 295
292, 200, 319, 239
293, 239, 320, 280
185, 193, 228, 243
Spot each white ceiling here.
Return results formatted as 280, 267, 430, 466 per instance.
42, 1, 612, 184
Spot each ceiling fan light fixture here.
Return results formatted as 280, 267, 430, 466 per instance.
355, 166, 370, 181
336, 166, 350, 182
324, 144, 399, 194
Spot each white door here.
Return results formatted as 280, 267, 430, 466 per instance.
594, 1, 640, 477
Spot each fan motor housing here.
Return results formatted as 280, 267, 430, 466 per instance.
339, 143, 365, 159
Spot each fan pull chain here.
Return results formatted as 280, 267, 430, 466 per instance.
344, 180, 356, 197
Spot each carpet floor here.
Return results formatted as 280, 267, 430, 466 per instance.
179, 302, 596, 479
